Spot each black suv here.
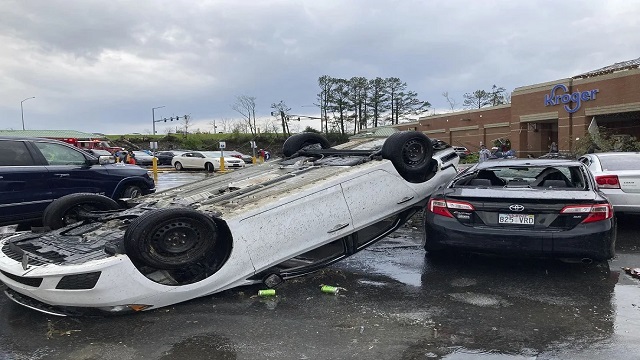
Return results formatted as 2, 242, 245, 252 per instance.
0, 137, 155, 228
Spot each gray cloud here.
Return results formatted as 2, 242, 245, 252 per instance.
0, 0, 638, 134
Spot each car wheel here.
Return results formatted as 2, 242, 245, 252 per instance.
381, 131, 435, 183
122, 185, 143, 198
282, 133, 331, 157
174, 162, 183, 171
124, 208, 219, 269
42, 193, 121, 230
205, 162, 215, 172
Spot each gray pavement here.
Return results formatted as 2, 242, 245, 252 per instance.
1, 172, 640, 359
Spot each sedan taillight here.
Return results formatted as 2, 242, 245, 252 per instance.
560, 203, 613, 223
595, 175, 620, 189
428, 199, 475, 218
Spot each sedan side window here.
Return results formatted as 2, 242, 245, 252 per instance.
0, 140, 35, 166
33, 142, 87, 166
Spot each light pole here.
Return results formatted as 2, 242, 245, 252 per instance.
151, 106, 165, 181
152, 105, 165, 135
21, 97, 35, 130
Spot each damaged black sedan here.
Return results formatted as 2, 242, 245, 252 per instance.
424, 159, 616, 261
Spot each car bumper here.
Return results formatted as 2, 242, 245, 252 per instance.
600, 189, 640, 214
0, 251, 168, 313
424, 214, 615, 260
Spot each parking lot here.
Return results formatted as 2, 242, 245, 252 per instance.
1, 171, 640, 359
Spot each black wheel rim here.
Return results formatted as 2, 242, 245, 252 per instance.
129, 188, 140, 197
402, 139, 426, 167
150, 220, 205, 256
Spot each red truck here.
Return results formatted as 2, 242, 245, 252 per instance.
58, 138, 123, 154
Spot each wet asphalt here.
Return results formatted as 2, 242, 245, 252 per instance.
1, 171, 640, 360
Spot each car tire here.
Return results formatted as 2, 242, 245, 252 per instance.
122, 185, 143, 198
174, 162, 183, 171
205, 162, 215, 172
124, 208, 219, 269
282, 133, 331, 157
381, 131, 435, 183
42, 193, 121, 230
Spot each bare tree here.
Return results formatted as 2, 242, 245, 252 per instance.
231, 95, 257, 136
488, 85, 507, 106
463, 90, 491, 109
181, 115, 193, 136
442, 91, 458, 112
270, 100, 292, 136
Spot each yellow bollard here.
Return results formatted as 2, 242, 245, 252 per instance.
152, 156, 158, 182
219, 156, 226, 173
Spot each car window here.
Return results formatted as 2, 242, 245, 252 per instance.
0, 140, 36, 166
457, 165, 587, 189
597, 155, 640, 171
33, 141, 87, 166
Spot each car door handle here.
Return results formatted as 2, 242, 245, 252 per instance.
53, 173, 70, 178
397, 196, 414, 204
327, 223, 350, 233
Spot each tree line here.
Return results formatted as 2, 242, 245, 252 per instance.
159, 82, 511, 137
314, 75, 431, 135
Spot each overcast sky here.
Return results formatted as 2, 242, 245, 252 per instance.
1, 0, 638, 135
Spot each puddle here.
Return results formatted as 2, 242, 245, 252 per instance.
159, 334, 237, 360
448, 292, 512, 307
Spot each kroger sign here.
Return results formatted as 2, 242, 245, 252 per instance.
544, 84, 599, 114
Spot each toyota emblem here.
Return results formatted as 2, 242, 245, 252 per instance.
509, 204, 525, 212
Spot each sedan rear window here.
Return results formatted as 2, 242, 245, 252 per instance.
598, 155, 640, 171
454, 165, 587, 189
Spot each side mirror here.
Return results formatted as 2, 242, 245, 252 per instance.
99, 155, 115, 165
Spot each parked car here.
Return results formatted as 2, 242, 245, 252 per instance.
579, 152, 640, 214
85, 149, 115, 161
0, 131, 459, 315
453, 146, 470, 158
423, 159, 615, 261
171, 151, 244, 171
0, 136, 156, 229
155, 151, 186, 166
131, 151, 156, 166
206, 151, 246, 168
225, 150, 253, 164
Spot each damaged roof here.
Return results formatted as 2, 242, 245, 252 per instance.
573, 57, 640, 79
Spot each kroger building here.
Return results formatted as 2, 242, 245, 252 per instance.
395, 57, 640, 156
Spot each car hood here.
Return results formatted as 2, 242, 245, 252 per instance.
101, 163, 150, 176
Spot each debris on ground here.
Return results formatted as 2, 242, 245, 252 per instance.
622, 267, 640, 280
320, 285, 347, 295
257, 289, 276, 297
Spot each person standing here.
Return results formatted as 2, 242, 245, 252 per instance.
549, 142, 558, 153
479, 145, 491, 163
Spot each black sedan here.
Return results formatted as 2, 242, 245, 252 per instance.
424, 159, 616, 261
155, 151, 186, 165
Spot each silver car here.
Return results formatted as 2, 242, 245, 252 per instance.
579, 152, 640, 214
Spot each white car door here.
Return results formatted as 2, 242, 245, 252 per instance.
340, 168, 419, 230
238, 184, 354, 273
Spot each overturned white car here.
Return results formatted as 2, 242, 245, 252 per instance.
0, 131, 459, 316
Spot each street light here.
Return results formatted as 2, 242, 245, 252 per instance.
21, 97, 35, 130
152, 105, 166, 135
151, 106, 165, 182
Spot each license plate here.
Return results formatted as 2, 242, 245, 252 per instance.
498, 213, 534, 225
